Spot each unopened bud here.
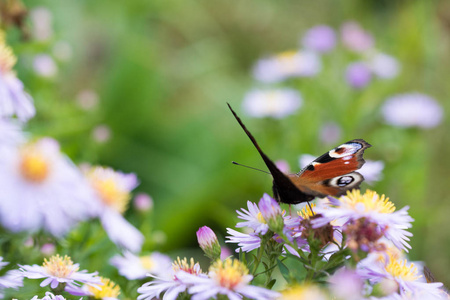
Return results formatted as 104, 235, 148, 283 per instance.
258, 194, 284, 234
196, 226, 221, 261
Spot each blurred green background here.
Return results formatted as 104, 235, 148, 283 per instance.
4, 0, 450, 287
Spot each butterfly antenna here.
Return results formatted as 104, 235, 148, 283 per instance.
231, 161, 270, 174
307, 201, 315, 216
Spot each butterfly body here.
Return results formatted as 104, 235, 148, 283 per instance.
228, 103, 371, 204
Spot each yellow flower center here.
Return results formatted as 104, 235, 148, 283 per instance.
0, 31, 16, 73
86, 167, 130, 213
340, 190, 395, 214
139, 255, 155, 271
42, 255, 78, 278
385, 257, 419, 282
172, 257, 202, 275
88, 277, 120, 299
279, 284, 327, 300
19, 147, 50, 183
298, 204, 316, 219
209, 259, 248, 290
256, 212, 266, 223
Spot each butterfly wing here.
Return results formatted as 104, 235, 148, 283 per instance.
289, 139, 372, 197
228, 103, 312, 204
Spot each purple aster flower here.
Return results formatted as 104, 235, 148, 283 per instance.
0, 257, 23, 297
299, 154, 316, 169
85, 166, 144, 253
0, 35, 35, 122
30, 7, 53, 41
133, 193, 153, 212
302, 25, 336, 53
345, 62, 372, 89
253, 50, 321, 83
328, 268, 364, 300
33, 54, 58, 78
236, 200, 269, 235
275, 160, 290, 173
319, 121, 342, 145
0, 138, 99, 237
137, 257, 207, 300
341, 21, 374, 53
258, 194, 284, 232
369, 52, 400, 79
184, 259, 280, 300
357, 253, 446, 299
359, 159, 384, 184
242, 88, 303, 119
313, 190, 414, 251
110, 251, 172, 280
19, 254, 102, 296
381, 93, 443, 128
226, 228, 261, 252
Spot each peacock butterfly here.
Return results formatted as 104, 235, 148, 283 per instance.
228, 103, 371, 204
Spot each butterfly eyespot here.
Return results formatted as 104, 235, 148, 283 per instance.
337, 176, 354, 186
329, 143, 363, 158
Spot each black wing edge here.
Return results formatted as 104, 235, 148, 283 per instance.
227, 103, 311, 204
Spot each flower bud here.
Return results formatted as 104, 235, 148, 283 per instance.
196, 226, 221, 261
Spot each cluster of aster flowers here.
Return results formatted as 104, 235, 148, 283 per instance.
241, 22, 443, 130
165, 190, 445, 300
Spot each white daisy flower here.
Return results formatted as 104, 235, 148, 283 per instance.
253, 50, 321, 83
242, 88, 302, 119
19, 254, 102, 296
85, 166, 144, 253
0, 138, 99, 237
381, 93, 443, 129
110, 251, 172, 280
31, 292, 68, 300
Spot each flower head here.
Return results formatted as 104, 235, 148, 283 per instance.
87, 277, 120, 300
313, 190, 414, 251
258, 194, 284, 233
359, 159, 384, 184
197, 226, 221, 260
253, 51, 321, 83
341, 21, 374, 53
137, 257, 205, 300
345, 62, 372, 89
31, 292, 68, 300
85, 166, 144, 252
381, 93, 443, 128
0, 138, 98, 237
242, 88, 303, 119
358, 254, 446, 299
19, 254, 102, 296
302, 25, 336, 53
0, 32, 35, 121
184, 259, 280, 300
226, 228, 262, 252
110, 251, 172, 280
368, 52, 400, 79
236, 200, 269, 235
